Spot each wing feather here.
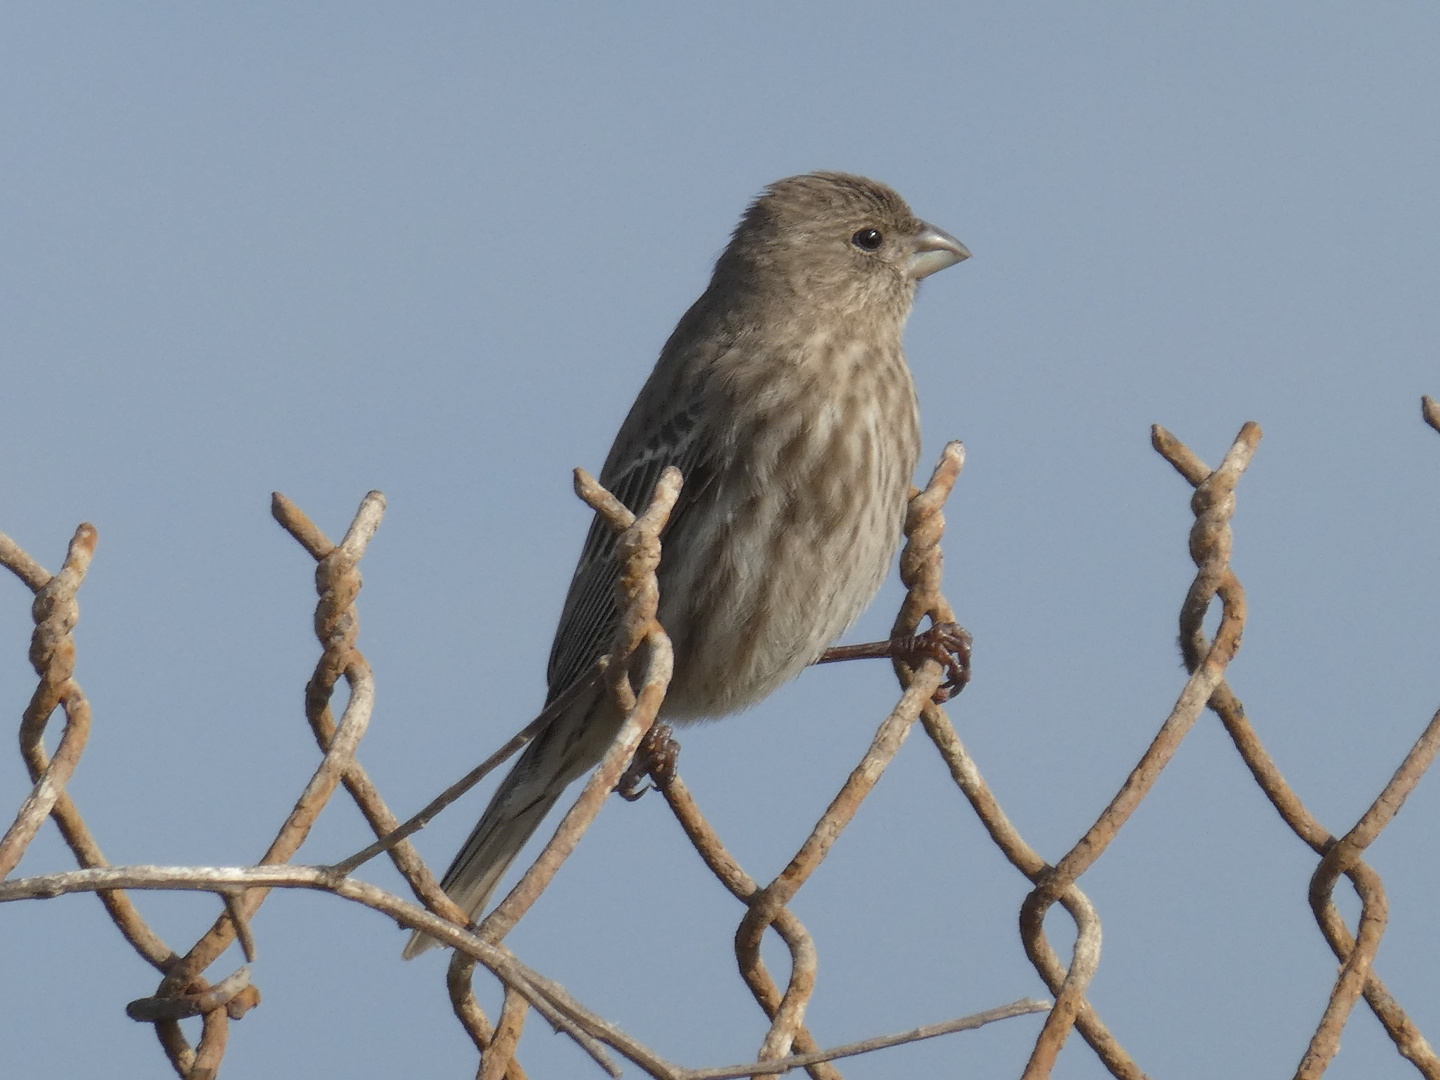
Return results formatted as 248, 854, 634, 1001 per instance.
544, 400, 716, 699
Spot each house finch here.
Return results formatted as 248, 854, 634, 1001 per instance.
405, 172, 968, 957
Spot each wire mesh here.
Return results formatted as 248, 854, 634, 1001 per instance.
2, 403, 1439, 1079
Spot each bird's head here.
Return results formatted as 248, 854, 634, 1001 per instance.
720, 172, 969, 319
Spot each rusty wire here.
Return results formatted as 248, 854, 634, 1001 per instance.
1156, 405, 1440, 1080
3, 404, 1439, 1078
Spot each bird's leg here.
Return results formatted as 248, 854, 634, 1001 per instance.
815, 621, 973, 703
615, 723, 681, 801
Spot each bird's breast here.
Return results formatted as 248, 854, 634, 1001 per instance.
657, 335, 921, 719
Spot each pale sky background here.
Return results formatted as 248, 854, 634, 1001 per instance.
3, 5, 1439, 1079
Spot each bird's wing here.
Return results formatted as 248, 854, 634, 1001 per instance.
544, 395, 718, 700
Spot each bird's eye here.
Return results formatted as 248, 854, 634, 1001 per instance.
851, 228, 883, 251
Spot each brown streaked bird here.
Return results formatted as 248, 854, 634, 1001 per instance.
405, 172, 968, 957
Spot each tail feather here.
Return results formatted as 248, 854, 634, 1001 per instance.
403, 685, 622, 958
402, 778, 563, 958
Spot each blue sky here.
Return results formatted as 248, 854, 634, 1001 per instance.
3, 5, 1438, 1078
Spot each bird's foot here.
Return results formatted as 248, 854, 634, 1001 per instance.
893, 621, 972, 702
816, 621, 972, 704
615, 723, 681, 801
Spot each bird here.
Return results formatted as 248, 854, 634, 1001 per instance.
404, 172, 968, 957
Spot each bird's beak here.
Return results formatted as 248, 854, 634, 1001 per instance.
906, 222, 971, 280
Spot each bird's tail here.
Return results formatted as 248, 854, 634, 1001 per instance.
402, 685, 622, 959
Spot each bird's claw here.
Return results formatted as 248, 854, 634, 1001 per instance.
615, 723, 681, 801
896, 621, 973, 703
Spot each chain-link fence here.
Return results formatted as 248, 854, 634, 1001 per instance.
3, 406, 1439, 1079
